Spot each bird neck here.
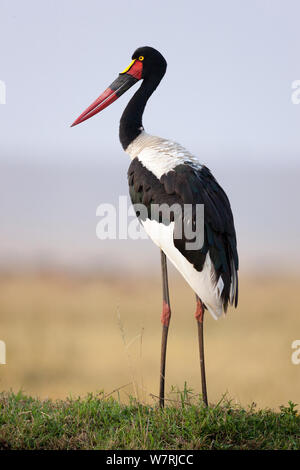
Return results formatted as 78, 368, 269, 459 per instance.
119, 77, 160, 151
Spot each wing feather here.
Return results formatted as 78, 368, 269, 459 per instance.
128, 158, 239, 312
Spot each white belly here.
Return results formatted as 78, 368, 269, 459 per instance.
142, 219, 223, 319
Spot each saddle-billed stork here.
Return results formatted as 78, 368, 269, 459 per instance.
71, 46, 239, 407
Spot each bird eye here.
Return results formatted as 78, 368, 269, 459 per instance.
139, 56, 144, 61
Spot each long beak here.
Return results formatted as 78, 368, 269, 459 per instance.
71, 59, 143, 127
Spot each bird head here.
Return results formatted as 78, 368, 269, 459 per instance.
71, 46, 167, 127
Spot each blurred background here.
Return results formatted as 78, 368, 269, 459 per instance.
0, 0, 300, 409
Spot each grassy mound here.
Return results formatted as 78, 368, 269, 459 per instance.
0, 390, 299, 450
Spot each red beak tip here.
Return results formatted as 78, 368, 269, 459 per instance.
71, 76, 131, 129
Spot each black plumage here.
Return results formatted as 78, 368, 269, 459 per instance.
128, 158, 239, 311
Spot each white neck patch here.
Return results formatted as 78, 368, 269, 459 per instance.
125, 131, 202, 179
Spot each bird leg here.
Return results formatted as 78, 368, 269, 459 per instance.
195, 295, 208, 406
159, 250, 171, 408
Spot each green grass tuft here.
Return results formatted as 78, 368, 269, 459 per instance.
0, 390, 299, 450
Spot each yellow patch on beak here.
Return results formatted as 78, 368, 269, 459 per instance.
120, 59, 136, 74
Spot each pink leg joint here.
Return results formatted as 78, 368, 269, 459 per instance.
195, 298, 204, 323
161, 300, 171, 327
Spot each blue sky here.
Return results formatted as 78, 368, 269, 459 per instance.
0, 0, 299, 273
1, 0, 300, 164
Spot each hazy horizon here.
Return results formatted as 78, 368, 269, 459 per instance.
1, 156, 299, 275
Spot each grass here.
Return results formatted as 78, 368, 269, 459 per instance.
0, 389, 299, 450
